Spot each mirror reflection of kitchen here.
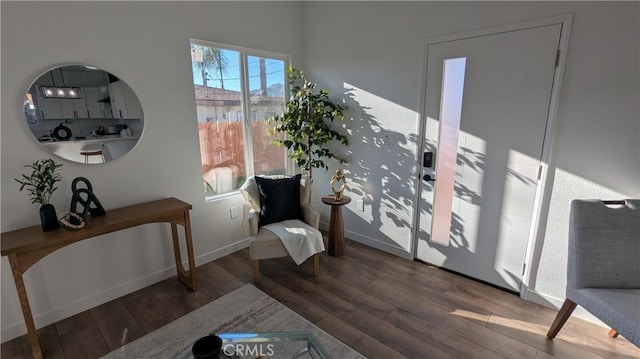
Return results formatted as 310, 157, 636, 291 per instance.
24, 65, 144, 164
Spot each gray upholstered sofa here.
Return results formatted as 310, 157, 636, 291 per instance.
547, 199, 640, 347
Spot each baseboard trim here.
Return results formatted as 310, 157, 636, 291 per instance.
194, 237, 251, 267
522, 288, 607, 327
320, 222, 412, 259
1, 239, 251, 342
1, 267, 177, 342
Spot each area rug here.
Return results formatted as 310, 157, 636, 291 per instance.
101, 284, 365, 358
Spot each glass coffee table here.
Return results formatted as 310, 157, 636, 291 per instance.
175, 331, 331, 359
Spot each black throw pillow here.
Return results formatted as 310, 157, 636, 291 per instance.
255, 174, 303, 226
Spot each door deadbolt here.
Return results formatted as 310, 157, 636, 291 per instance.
423, 151, 434, 168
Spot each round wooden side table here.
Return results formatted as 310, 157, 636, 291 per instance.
321, 195, 351, 257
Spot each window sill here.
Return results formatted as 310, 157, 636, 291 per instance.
204, 190, 241, 204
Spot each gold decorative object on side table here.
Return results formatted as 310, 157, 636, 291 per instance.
330, 169, 346, 201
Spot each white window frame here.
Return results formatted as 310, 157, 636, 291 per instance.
191, 39, 291, 202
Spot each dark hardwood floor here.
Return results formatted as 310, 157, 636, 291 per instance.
2, 238, 639, 358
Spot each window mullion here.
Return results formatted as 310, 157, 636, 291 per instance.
239, 51, 254, 177
282, 65, 294, 175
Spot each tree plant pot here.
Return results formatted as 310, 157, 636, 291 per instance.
40, 204, 59, 231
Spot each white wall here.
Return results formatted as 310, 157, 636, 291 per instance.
1, 1, 303, 340
301, 1, 639, 313
2, 1, 639, 342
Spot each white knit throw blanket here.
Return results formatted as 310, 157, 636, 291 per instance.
262, 219, 325, 265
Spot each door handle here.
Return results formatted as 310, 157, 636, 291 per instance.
423, 174, 436, 182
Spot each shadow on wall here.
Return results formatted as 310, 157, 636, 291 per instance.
337, 87, 417, 251
339, 86, 538, 291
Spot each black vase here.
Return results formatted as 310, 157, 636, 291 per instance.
192, 335, 222, 359
40, 204, 59, 231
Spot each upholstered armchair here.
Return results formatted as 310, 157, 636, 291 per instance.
547, 199, 640, 347
240, 174, 324, 284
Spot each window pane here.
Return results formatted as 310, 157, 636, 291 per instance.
247, 56, 286, 176
431, 57, 466, 245
191, 45, 246, 196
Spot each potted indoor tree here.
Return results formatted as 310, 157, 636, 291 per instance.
15, 159, 63, 231
269, 67, 348, 182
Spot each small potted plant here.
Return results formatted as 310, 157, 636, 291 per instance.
14, 159, 63, 231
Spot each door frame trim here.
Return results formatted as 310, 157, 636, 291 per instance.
411, 14, 573, 296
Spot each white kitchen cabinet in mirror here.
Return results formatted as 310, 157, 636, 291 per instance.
23, 65, 144, 164
34, 95, 64, 120
82, 87, 103, 118
60, 96, 88, 119
108, 80, 143, 120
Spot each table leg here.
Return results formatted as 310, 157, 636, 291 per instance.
170, 211, 197, 291
313, 254, 319, 276
328, 205, 345, 257
546, 298, 577, 339
8, 254, 42, 359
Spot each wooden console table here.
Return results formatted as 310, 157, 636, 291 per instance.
1, 197, 197, 359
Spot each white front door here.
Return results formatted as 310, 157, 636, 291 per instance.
416, 23, 562, 292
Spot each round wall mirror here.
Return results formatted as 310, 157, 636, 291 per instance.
23, 65, 144, 164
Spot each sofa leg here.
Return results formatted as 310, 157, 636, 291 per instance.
547, 299, 577, 339
313, 254, 319, 277
253, 260, 260, 284
608, 328, 619, 338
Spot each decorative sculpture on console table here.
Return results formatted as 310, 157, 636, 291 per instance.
330, 169, 346, 201
59, 177, 104, 231
69, 177, 106, 219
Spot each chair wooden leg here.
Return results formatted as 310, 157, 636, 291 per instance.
253, 260, 260, 284
547, 299, 577, 339
608, 328, 619, 338
313, 254, 319, 276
